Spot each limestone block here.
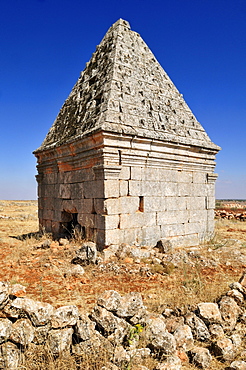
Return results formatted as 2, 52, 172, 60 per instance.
159, 169, 178, 182
144, 212, 157, 227
193, 172, 207, 184
185, 222, 203, 235
119, 228, 138, 245
141, 226, 161, 245
51, 221, 60, 235
189, 210, 207, 223
62, 171, 73, 184
59, 184, 71, 199
142, 181, 161, 196
191, 183, 207, 197
44, 184, 57, 198
157, 210, 188, 225
95, 214, 119, 230
128, 180, 143, 196
144, 196, 165, 212
206, 196, 215, 209
42, 209, 54, 220
76, 198, 93, 214
165, 196, 187, 211
186, 197, 206, 210
104, 198, 120, 215
163, 223, 186, 237
105, 229, 120, 246
131, 166, 142, 180
84, 180, 104, 199
62, 200, 78, 213
162, 182, 178, 197
119, 180, 128, 196
43, 172, 58, 185
72, 168, 95, 183
42, 197, 55, 210
142, 167, 160, 181
120, 213, 145, 229
94, 198, 106, 214
178, 183, 191, 197
119, 196, 139, 214
104, 180, 120, 198
70, 183, 84, 199
78, 213, 95, 228
119, 166, 130, 180
177, 171, 192, 183
206, 183, 215, 197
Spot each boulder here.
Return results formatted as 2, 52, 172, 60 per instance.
97, 290, 121, 312
185, 312, 210, 341
197, 302, 222, 325
211, 337, 235, 361
173, 324, 194, 351
9, 318, 34, 347
219, 296, 241, 331
189, 346, 212, 369
3, 297, 54, 326
227, 361, 246, 370
71, 242, 97, 265
145, 315, 176, 355
209, 324, 225, 340
156, 355, 182, 370
74, 313, 96, 342
0, 342, 20, 370
48, 327, 73, 355
51, 305, 79, 328
116, 292, 145, 318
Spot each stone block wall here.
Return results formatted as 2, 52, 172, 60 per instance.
35, 131, 218, 249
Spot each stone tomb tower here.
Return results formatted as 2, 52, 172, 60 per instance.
34, 19, 220, 249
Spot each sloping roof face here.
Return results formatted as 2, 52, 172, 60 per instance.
37, 19, 220, 152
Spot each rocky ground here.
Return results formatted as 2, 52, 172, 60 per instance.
1, 200, 246, 369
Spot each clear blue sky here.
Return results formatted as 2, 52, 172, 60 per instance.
0, 0, 245, 200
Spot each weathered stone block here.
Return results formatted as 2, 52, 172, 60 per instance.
78, 213, 95, 228
77, 198, 93, 214
119, 166, 130, 180
70, 183, 84, 199
119, 196, 139, 214
119, 180, 128, 196
177, 171, 192, 183
157, 210, 188, 225
95, 214, 120, 230
104, 180, 119, 198
120, 213, 145, 229
186, 197, 206, 210
144, 196, 165, 212
131, 166, 142, 180
192, 172, 207, 184
162, 182, 178, 197
59, 184, 71, 199
128, 180, 142, 196
166, 196, 187, 211
142, 181, 161, 196
84, 180, 104, 199
178, 183, 191, 197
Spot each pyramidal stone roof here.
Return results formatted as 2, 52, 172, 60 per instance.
37, 19, 220, 152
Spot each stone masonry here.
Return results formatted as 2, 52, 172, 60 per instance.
33, 19, 220, 249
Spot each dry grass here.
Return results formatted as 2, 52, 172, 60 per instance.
1, 200, 246, 369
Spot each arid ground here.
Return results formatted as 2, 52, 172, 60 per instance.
1, 199, 246, 315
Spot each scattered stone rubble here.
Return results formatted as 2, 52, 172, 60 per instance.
1, 271, 246, 370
